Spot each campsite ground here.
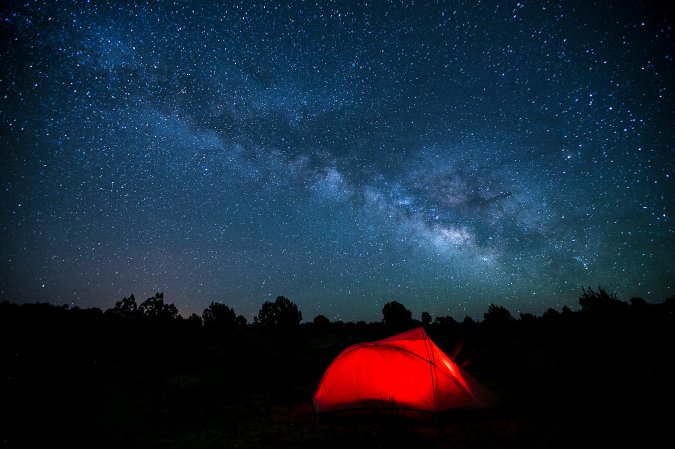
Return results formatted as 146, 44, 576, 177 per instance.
2, 303, 672, 448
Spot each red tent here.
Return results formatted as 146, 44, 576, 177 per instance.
312, 327, 498, 414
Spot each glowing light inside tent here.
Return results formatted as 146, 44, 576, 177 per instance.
313, 327, 498, 413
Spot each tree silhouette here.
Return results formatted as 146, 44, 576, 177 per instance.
109, 294, 140, 319
186, 313, 203, 327
421, 311, 432, 326
139, 292, 179, 320
202, 302, 245, 333
579, 286, 627, 315
254, 296, 302, 329
434, 315, 458, 326
483, 303, 513, 324
629, 297, 647, 308
519, 312, 536, 322
255, 301, 276, 327
542, 307, 561, 320
382, 301, 412, 328
313, 314, 330, 325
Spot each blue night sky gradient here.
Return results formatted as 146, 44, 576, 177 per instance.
1, 0, 673, 322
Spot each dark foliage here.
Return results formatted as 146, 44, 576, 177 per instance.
579, 285, 628, 315
139, 292, 179, 320
433, 315, 458, 326
1, 289, 673, 449
381, 301, 413, 329
254, 296, 303, 329
482, 303, 514, 324
313, 314, 331, 325
186, 312, 203, 326
202, 302, 246, 334
107, 294, 140, 319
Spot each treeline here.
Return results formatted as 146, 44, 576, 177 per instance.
1, 286, 672, 449
1, 286, 673, 334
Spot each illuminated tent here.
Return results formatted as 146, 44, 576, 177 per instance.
313, 327, 498, 414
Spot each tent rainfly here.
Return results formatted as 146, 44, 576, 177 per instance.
312, 327, 498, 414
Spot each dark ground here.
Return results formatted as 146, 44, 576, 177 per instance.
2, 300, 673, 449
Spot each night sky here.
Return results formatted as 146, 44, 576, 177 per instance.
1, 1, 673, 322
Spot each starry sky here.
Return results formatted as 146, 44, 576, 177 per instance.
1, 0, 673, 322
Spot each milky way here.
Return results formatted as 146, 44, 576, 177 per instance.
1, 1, 673, 321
